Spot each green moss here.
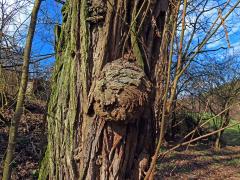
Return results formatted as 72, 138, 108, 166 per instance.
130, 3, 144, 69
40, 10, 79, 180
38, 148, 49, 180
62, 1, 69, 22
79, 0, 89, 111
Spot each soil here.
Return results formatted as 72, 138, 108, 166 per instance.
157, 145, 240, 180
0, 101, 240, 179
0, 101, 46, 180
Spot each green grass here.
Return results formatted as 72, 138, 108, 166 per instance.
223, 122, 240, 146
225, 157, 240, 166
186, 112, 240, 146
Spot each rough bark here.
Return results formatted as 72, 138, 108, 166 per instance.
2, 0, 42, 179
82, 59, 154, 179
39, 0, 168, 179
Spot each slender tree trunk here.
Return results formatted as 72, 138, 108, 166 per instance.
214, 109, 230, 150
2, 1, 41, 179
39, 0, 169, 179
214, 130, 221, 150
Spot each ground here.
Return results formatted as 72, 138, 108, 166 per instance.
0, 100, 46, 180
157, 145, 240, 180
157, 117, 240, 179
0, 101, 240, 179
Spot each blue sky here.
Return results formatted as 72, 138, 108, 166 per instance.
1, 0, 62, 74
3, 0, 240, 72
181, 0, 240, 58
205, 1, 240, 55
31, 0, 62, 68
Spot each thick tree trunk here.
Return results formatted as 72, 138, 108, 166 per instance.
39, 0, 168, 179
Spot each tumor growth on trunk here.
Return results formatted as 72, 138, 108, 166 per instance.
91, 58, 151, 122
82, 58, 154, 179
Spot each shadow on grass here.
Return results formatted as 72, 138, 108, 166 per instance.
157, 146, 240, 179
223, 128, 240, 146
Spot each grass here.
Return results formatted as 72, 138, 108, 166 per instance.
157, 112, 240, 179
223, 122, 240, 146
225, 157, 240, 166
157, 146, 240, 179
186, 112, 240, 146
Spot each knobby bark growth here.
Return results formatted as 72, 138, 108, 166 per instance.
2, 0, 42, 179
39, 0, 169, 179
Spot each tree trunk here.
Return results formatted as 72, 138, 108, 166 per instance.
2, 0, 42, 179
214, 109, 230, 150
214, 130, 221, 150
39, 0, 168, 179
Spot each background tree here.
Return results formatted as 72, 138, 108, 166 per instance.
2, 0, 42, 179
187, 55, 240, 149
0, 0, 57, 98
0, 0, 32, 93
161, 0, 240, 141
